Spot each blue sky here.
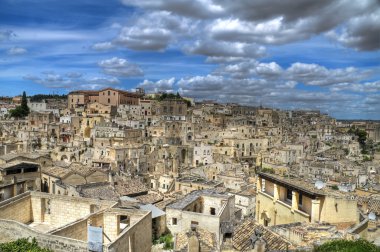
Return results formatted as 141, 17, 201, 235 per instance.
0, 0, 379, 119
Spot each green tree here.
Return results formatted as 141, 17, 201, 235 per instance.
10, 91, 30, 118
315, 239, 380, 252
21, 91, 29, 114
356, 129, 367, 147
0, 238, 52, 252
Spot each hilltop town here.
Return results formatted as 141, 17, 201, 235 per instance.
0, 88, 379, 252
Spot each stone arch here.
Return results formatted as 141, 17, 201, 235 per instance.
70, 156, 77, 162
61, 155, 68, 161
188, 235, 200, 252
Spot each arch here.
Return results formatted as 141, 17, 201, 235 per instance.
61, 155, 68, 161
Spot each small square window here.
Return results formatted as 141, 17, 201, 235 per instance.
210, 207, 216, 215
172, 218, 177, 225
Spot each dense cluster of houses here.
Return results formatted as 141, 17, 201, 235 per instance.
0, 87, 379, 251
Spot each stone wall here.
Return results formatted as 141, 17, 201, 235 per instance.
107, 211, 152, 252
0, 193, 32, 224
256, 191, 309, 226
51, 218, 88, 241
320, 196, 359, 224
0, 219, 89, 252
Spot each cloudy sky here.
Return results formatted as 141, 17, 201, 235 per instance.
0, 0, 379, 119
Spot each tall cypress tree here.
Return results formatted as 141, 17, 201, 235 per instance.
10, 91, 29, 118
21, 91, 29, 116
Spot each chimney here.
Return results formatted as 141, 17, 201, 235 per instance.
254, 238, 266, 252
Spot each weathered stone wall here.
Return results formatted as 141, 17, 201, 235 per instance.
320, 196, 359, 224
0, 219, 89, 252
51, 218, 88, 241
0, 193, 32, 224
256, 191, 310, 226
106, 211, 152, 252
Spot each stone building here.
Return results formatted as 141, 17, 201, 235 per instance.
68, 88, 141, 109
256, 172, 359, 227
0, 161, 41, 191
166, 189, 235, 246
0, 191, 152, 252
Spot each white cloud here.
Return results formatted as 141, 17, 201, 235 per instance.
186, 40, 266, 59
23, 71, 120, 89
286, 63, 370, 86
91, 42, 116, 51
98, 57, 144, 77
138, 77, 176, 93
113, 11, 193, 51
7, 47, 27, 55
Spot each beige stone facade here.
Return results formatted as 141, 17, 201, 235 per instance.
256, 172, 359, 227
0, 191, 152, 252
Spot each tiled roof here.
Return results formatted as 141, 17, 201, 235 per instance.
115, 178, 148, 196
232, 219, 293, 251
69, 163, 96, 177
135, 193, 163, 204
175, 228, 217, 251
167, 189, 229, 210
78, 182, 119, 201
42, 166, 71, 178
0, 152, 49, 162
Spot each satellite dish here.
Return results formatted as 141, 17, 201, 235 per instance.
368, 212, 376, 221
315, 180, 325, 190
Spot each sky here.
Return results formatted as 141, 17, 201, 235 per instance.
0, 0, 379, 119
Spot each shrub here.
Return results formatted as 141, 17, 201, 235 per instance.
0, 238, 52, 252
315, 239, 380, 252
154, 233, 174, 250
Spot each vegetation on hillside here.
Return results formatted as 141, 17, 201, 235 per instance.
29, 94, 67, 102
0, 238, 53, 252
314, 239, 380, 252
155, 92, 192, 107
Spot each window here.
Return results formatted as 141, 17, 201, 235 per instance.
172, 218, 177, 225
108, 98, 110, 103
286, 188, 292, 201
298, 193, 303, 206
210, 207, 216, 215
108, 91, 111, 95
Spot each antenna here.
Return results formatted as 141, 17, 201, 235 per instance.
314, 180, 325, 190
368, 212, 376, 221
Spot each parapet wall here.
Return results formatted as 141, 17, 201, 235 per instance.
0, 219, 89, 252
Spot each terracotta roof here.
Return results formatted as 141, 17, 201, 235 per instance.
98, 87, 142, 98
134, 193, 163, 204
232, 219, 293, 251
69, 163, 97, 177
42, 166, 71, 179
68, 90, 99, 95
175, 228, 217, 251
258, 172, 328, 198
115, 178, 148, 196
78, 182, 119, 201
